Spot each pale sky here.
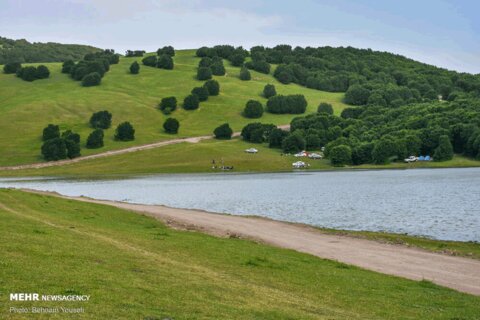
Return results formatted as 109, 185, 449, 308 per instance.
1, 0, 479, 73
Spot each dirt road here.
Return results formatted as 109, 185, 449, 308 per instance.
0, 125, 290, 171
25, 189, 480, 296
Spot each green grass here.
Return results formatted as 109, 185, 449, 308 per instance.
0, 50, 346, 166
1, 189, 479, 319
1, 137, 478, 177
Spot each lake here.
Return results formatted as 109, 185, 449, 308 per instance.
1, 168, 479, 242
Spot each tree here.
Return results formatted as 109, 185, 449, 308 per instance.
203, 79, 220, 96
243, 100, 264, 118
3, 62, 21, 74
163, 118, 180, 134
35, 65, 50, 79
41, 138, 67, 161
197, 67, 212, 80
263, 84, 276, 98
89, 110, 112, 129
211, 62, 226, 76
142, 55, 157, 67
317, 102, 334, 115
330, 145, 352, 166
266, 95, 307, 114
159, 96, 177, 114
42, 124, 60, 141
65, 138, 81, 159
183, 94, 200, 110
230, 53, 245, 66
306, 134, 322, 150
268, 128, 288, 148
17, 66, 37, 81
157, 46, 175, 56
282, 132, 305, 153
86, 129, 104, 148
191, 87, 209, 102
372, 138, 398, 164
157, 54, 174, 69
214, 123, 233, 139
130, 61, 140, 74
82, 72, 101, 87
239, 67, 251, 81
433, 135, 453, 161
115, 122, 135, 141
344, 84, 370, 105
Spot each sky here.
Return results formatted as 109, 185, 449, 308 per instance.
1, 0, 479, 74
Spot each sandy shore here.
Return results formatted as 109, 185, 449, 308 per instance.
22, 189, 480, 296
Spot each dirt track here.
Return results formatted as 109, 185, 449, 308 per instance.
24, 189, 480, 296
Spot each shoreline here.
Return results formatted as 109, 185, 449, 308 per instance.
17, 188, 480, 296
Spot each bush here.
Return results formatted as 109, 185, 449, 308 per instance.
61, 60, 74, 73
211, 62, 226, 76
82, 72, 101, 87
263, 84, 276, 98
239, 67, 251, 81
130, 61, 140, 74
16, 66, 37, 81
241, 123, 275, 143
230, 53, 245, 66
142, 55, 157, 67
282, 132, 306, 153
159, 96, 177, 113
157, 46, 175, 56
268, 128, 289, 148
345, 84, 370, 105
191, 87, 209, 102
163, 118, 180, 134
433, 135, 453, 161
86, 129, 104, 148
89, 110, 112, 129
214, 123, 233, 139
42, 124, 60, 141
203, 80, 220, 96
41, 138, 67, 161
157, 54, 174, 69
197, 67, 212, 80
372, 138, 398, 164
266, 94, 307, 114
3, 62, 21, 74
115, 122, 135, 141
243, 100, 264, 118
317, 102, 334, 115
196, 47, 209, 57
65, 138, 81, 159
35, 65, 50, 79
330, 145, 352, 166
183, 94, 200, 110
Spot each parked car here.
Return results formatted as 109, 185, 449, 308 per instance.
244, 148, 258, 154
308, 153, 322, 159
292, 161, 309, 169
404, 156, 417, 163
294, 151, 308, 157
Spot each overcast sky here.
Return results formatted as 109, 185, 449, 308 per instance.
1, 0, 479, 73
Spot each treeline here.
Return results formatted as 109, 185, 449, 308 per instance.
61, 49, 120, 86
241, 97, 480, 166
0, 36, 101, 64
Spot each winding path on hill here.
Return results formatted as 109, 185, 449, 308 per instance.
23, 189, 480, 296
0, 124, 291, 170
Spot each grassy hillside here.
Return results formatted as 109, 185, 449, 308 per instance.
1, 189, 479, 319
0, 50, 346, 166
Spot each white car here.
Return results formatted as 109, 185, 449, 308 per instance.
244, 148, 258, 154
404, 156, 417, 163
292, 161, 309, 169
308, 153, 322, 159
294, 151, 307, 157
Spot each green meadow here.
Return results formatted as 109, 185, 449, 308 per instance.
0, 50, 346, 166
1, 189, 479, 319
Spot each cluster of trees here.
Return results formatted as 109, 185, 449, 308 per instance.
0, 36, 101, 64
183, 80, 220, 111
15, 65, 50, 81
245, 46, 272, 74
214, 123, 233, 139
142, 46, 175, 70
41, 125, 81, 161
266, 94, 307, 114
62, 49, 120, 87
197, 56, 226, 79
196, 45, 249, 68
125, 50, 145, 57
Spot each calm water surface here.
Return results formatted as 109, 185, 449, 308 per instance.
1, 168, 479, 241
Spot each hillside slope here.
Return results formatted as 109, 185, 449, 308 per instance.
0, 50, 346, 166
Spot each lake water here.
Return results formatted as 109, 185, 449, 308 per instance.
1, 168, 479, 242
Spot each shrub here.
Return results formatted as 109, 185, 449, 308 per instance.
241, 123, 275, 143
130, 61, 140, 74
142, 55, 157, 67
263, 84, 276, 98
42, 124, 60, 141
230, 53, 245, 66
115, 122, 135, 141
159, 97, 177, 113
61, 60, 74, 73
317, 102, 334, 115
330, 145, 352, 166
86, 129, 104, 148
211, 62, 226, 76
282, 132, 306, 153
41, 138, 67, 161
433, 135, 453, 161
35, 65, 50, 79
183, 94, 200, 110
163, 118, 180, 134
199, 57, 212, 68
239, 67, 251, 80
197, 67, 212, 80
203, 80, 220, 96
156, 46, 175, 56
214, 123, 233, 139
243, 100, 264, 118
191, 87, 209, 102
89, 110, 112, 129
82, 72, 101, 87
269, 128, 289, 148
3, 62, 21, 74
61, 130, 80, 144
17, 66, 37, 81
65, 138, 81, 159
196, 47, 210, 57
157, 54, 174, 69
266, 94, 307, 114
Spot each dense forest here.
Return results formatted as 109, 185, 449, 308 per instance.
0, 36, 101, 64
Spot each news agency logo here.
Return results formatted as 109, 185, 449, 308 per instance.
10, 293, 39, 301
10, 293, 90, 301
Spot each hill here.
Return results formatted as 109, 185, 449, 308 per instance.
0, 36, 101, 64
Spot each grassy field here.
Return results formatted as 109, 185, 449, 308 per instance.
0, 50, 346, 166
1, 137, 479, 177
1, 188, 479, 319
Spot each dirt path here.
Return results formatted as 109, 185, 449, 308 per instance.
0, 125, 290, 171
23, 189, 480, 296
